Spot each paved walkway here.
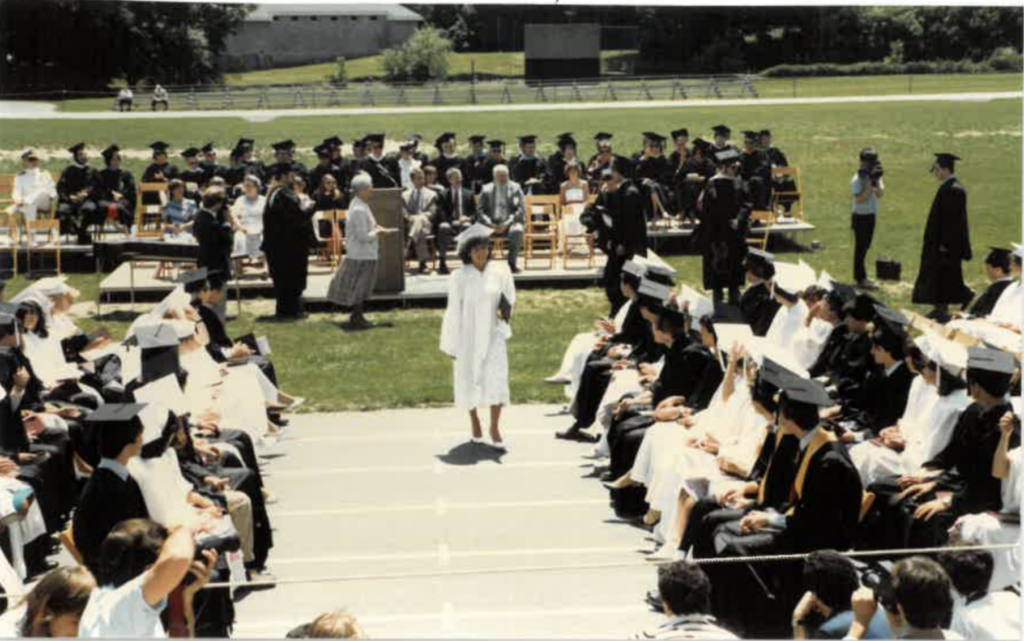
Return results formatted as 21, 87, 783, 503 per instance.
1, 91, 1020, 120
233, 404, 662, 638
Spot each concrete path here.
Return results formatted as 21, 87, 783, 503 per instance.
233, 404, 663, 638
1, 91, 1019, 121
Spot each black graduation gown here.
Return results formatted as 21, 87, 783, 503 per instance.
192, 208, 234, 279
610, 181, 649, 259
673, 157, 713, 218
508, 155, 547, 193
195, 302, 278, 385
831, 330, 875, 406
463, 153, 488, 193
739, 282, 779, 337
200, 161, 227, 186
309, 162, 340, 194
544, 152, 575, 194
808, 324, 848, 378
739, 149, 772, 209
631, 154, 671, 220
697, 175, 749, 291
430, 154, 464, 189
56, 164, 95, 204
912, 177, 973, 306
56, 164, 99, 233
72, 467, 149, 572
262, 186, 315, 305
141, 162, 179, 183
846, 363, 916, 436
968, 279, 1014, 317
355, 156, 399, 189
91, 168, 136, 227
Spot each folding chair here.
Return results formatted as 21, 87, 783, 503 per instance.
136, 183, 170, 236
745, 210, 776, 251
523, 196, 559, 270
560, 202, 595, 270
25, 219, 62, 276
771, 167, 803, 221
312, 209, 344, 267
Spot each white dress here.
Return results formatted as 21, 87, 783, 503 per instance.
440, 263, 516, 411
230, 195, 266, 258
557, 300, 634, 400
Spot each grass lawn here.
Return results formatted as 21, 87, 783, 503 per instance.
1, 97, 1020, 410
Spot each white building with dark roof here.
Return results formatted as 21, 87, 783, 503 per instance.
222, 3, 424, 71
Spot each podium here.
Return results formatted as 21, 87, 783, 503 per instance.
366, 188, 406, 294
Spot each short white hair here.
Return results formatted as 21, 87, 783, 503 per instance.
493, 164, 509, 178
446, 167, 462, 181
351, 172, 373, 192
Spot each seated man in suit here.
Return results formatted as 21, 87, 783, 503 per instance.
402, 167, 439, 275
436, 168, 477, 275
477, 164, 525, 273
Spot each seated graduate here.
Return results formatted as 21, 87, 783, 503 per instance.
938, 549, 1021, 640
828, 305, 916, 442
72, 403, 150, 573
700, 373, 863, 637
988, 243, 1023, 328
814, 293, 876, 409
848, 332, 970, 486
807, 283, 856, 379
954, 247, 1015, 319
865, 346, 1020, 549
556, 272, 671, 443
948, 408, 1021, 592
738, 249, 780, 337
21, 276, 113, 366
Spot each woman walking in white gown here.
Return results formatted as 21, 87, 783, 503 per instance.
440, 224, 517, 450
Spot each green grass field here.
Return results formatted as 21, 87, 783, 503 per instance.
1, 96, 1020, 410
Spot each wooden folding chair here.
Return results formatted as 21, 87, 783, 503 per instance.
136, 182, 170, 236
25, 219, 61, 276
745, 209, 776, 251
771, 166, 803, 220
0, 212, 18, 277
312, 209, 345, 267
0, 174, 15, 210
523, 195, 559, 270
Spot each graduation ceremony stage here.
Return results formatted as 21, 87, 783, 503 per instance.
229, 404, 664, 638
96, 257, 607, 308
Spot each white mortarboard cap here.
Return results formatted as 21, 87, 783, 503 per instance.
137, 401, 169, 446
915, 332, 938, 364
643, 252, 678, 278
931, 334, 968, 376
773, 261, 816, 295
623, 260, 646, 278
676, 285, 714, 320
746, 336, 810, 377
1013, 243, 1024, 259
34, 276, 78, 298
638, 279, 672, 304
455, 223, 493, 254
134, 323, 179, 349
9, 288, 53, 314
153, 285, 191, 318
134, 374, 189, 422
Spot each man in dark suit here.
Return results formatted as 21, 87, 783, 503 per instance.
56, 142, 98, 244
72, 403, 150, 572
92, 144, 136, 233
912, 153, 973, 321
436, 168, 477, 275
262, 164, 315, 319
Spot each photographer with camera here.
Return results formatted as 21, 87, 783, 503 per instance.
78, 519, 217, 638
851, 149, 885, 290
846, 557, 959, 640
792, 551, 891, 639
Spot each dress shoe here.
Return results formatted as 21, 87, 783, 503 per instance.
544, 375, 571, 384
856, 278, 880, 291
645, 589, 664, 612
555, 426, 599, 443
438, 264, 451, 275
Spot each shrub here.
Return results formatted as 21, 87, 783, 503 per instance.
328, 56, 348, 86
988, 47, 1024, 72
759, 56, 1018, 78
380, 27, 453, 82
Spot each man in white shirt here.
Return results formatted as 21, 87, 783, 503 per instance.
402, 167, 438, 274
938, 549, 1021, 640
78, 519, 215, 638
397, 142, 421, 189
8, 149, 56, 235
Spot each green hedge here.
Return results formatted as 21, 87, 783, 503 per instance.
760, 51, 1022, 78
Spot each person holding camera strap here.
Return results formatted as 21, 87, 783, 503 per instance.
851, 149, 885, 290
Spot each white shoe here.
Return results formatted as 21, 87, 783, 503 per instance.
645, 542, 681, 562
490, 439, 508, 453
470, 436, 484, 445
284, 396, 305, 411
544, 375, 570, 384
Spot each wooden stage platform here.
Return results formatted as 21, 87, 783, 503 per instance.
97, 257, 606, 308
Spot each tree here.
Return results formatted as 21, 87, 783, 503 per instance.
380, 27, 453, 82
0, 0, 250, 92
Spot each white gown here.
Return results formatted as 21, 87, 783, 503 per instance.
765, 300, 808, 355
0, 477, 47, 580
180, 350, 268, 445
989, 281, 1023, 328
440, 263, 516, 411
557, 300, 634, 400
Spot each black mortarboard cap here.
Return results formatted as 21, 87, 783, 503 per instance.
181, 147, 200, 159
269, 162, 294, 179
712, 124, 731, 136
435, 132, 456, 149
149, 141, 170, 153
671, 129, 689, 140
101, 144, 120, 161
177, 267, 209, 289
779, 374, 833, 407
692, 138, 712, 153
557, 133, 576, 149
845, 293, 877, 321
363, 133, 385, 145
323, 136, 343, 149
967, 346, 1017, 375
594, 132, 613, 141
985, 247, 1013, 269
313, 144, 330, 158
517, 135, 537, 145
743, 130, 759, 141
933, 153, 960, 168
235, 138, 255, 151
830, 282, 857, 305
468, 134, 486, 144
759, 129, 772, 137
610, 156, 632, 176
873, 304, 909, 328
407, 133, 423, 142
487, 139, 505, 150
201, 142, 216, 154
272, 139, 295, 152
68, 142, 86, 155
86, 402, 147, 427
642, 132, 667, 143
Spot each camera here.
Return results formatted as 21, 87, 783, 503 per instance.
858, 149, 884, 186
194, 531, 241, 560
860, 562, 897, 612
